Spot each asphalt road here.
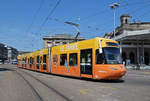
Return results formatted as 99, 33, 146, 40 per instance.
0, 64, 150, 101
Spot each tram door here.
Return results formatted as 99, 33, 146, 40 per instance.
80, 49, 92, 75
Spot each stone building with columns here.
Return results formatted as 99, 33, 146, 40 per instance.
104, 14, 150, 69
43, 34, 85, 49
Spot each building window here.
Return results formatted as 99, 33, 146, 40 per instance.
60, 54, 67, 66
69, 53, 77, 66
125, 19, 128, 24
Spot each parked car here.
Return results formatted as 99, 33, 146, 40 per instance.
12, 61, 17, 65
0, 60, 3, 64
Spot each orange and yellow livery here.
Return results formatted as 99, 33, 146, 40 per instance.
17, 37, 126, 80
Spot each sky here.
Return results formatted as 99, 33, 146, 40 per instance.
0, 0, 150, 51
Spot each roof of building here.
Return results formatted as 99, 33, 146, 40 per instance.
120, 14, 130, 18
129, 22, 150, 25
43, 34, 85, 40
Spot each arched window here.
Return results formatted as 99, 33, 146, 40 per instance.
125, 19, 128, 24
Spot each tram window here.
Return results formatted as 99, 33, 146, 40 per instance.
28, 58, 30, 64
25, 58, 27, 64
30, 57, 32, 67
106, 42, 118, 47
40, 57, 42, 66
23, 59, 24, 65
24, 58, 27, 67
60, 54, 67, 66
96, 49, 104, 64
37, 56, 39, 63
43, 55, 46, 63
23, 58, 25, 65
43, 55, 47, 70
37, 56, 39, 69
31, 57, 33, 65
32, 58, 34, 66
69, 53, 77, 66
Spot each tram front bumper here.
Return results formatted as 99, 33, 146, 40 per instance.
94, 69, 126, 80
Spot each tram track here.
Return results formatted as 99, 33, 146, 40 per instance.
11, 67, 71, 101
14, 69, 44, 101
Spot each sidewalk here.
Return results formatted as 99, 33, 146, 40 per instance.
126, 64, 150, 70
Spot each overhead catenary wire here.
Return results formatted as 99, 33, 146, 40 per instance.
82, 1, 150, 32
80, 0, 150, 26
26, 0, 45, 34
32, 0, 62, 50
40, 0, 62, 29
24, 0, 45, 51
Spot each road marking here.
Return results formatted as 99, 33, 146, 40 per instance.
100, 86, 116, 90
142, 72, 150, 75
80, 89, 89, 94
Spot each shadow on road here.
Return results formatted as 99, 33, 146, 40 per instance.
0, 68, 12, 72
79, 78, 125, 83
21, 68, 125, 83
49, 73, 125, 83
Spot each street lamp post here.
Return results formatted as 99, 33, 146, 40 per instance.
110, 3, 120, 40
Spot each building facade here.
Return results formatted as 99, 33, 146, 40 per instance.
7, 46, 18, 63
43, 34, 85, 48
0, 43, 8, 63
0, 43, 18, 64
104, 14, 150, 69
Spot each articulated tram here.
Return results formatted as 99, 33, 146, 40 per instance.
17, 37, 126, 80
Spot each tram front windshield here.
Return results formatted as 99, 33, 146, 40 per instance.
96, 47, 122, 64
103, 47, 122, 64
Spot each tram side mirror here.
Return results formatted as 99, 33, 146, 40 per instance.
99, 48, 103, 54
99, 40, 103, 54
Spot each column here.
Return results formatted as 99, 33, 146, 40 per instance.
120, 40, 122, 54
142, 41, 144, 64
137, 40, 140, 70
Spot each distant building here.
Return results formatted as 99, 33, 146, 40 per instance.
0, 43, 18, 63
43, 34, 85, 49
0, 43, 8, 62
104, 14, 150, 69
18, 51, 31, 55
7, 46, 18, 63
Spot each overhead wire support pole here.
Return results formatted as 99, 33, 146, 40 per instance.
73, 26, 80, 41
114, 8, 116, 39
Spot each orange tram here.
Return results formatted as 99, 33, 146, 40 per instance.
17, 37, 126, 80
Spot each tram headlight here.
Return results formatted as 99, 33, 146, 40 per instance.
110, 68, 118, 70
120, 65, 123, 69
